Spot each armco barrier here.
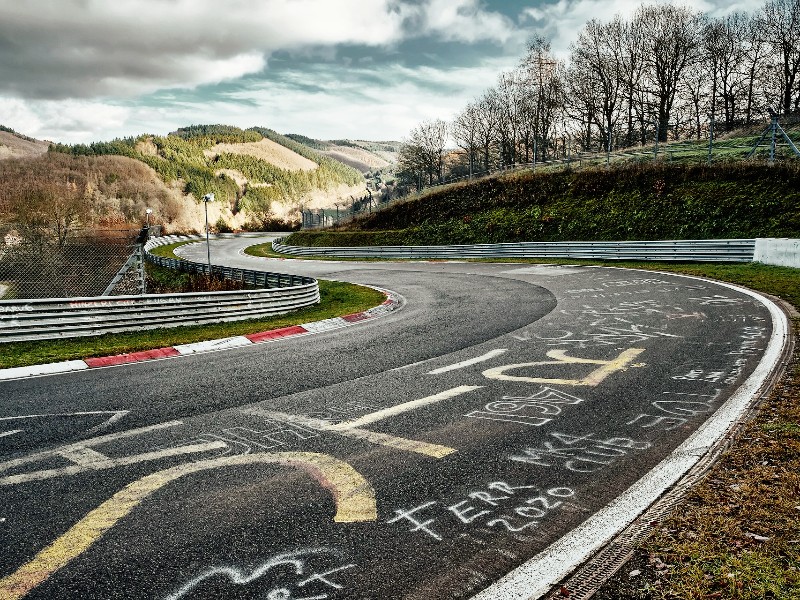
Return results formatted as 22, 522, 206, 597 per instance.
0, 235, 319, 343
272, 238, 758, 262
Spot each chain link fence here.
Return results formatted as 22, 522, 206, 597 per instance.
0, 225, 153, 300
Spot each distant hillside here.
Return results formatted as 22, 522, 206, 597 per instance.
44, 125, 366, 229
287, 162, 800, 246
285, 134, 397, 173
0, 127, 48, 160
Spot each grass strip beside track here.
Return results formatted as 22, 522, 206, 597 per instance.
147, 240, 192, 259
0, 280, 385, 369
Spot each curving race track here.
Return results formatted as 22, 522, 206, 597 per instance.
0, 234, 789, 600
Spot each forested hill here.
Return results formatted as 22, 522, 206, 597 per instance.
286, 162, 800, 247
46, 124, 365, 228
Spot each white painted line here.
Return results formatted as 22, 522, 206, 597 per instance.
173, 336, 253, 355
0, 420, 184, 474
0, 441, 229, 486
0, 360, 88, 381
0, 410, 130, 438
391, 358, 432, 372
301, 317, 348, 333
0, 430, 22, 439
328, 385, 484, 431
472, 274, 789, 600
427, 349, 508, 375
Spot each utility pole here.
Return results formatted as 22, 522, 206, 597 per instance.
202, 193, 214, 273
707, 115, 714, 164
653, 119, 660, 160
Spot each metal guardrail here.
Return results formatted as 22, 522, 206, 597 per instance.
272, 238, 757, 263
0, 235, 319, 343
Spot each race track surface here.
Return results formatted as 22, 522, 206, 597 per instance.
0, 235, 786, 600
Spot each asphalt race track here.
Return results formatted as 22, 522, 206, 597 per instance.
0, 235, 788, 600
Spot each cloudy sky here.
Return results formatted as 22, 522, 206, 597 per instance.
0, 0, 763, 144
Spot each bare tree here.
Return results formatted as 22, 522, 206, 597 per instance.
635, 4, 703, 141
495, 71, 522, 166
704, 12, 752, 129
759, 0, 800, 114
571, 18, 625, 152
474, 90, 503, 172
397, 119, 448, 188
519, 36, 565, 160
452, 103, 481, 178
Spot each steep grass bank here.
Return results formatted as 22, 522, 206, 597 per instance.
286, 162, 800, 246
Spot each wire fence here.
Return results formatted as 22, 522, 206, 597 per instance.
301, 114, 800, 230
0, 226, 148, 300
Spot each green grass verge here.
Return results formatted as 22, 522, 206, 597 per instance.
244, 242, 292, 259
147, 240, 194, 259
0, 280, 385, 369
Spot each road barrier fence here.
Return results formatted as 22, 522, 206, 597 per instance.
0, 234, 319, 343
272, 238, 758, 263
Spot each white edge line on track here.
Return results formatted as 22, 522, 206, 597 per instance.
471, 270, 790, 600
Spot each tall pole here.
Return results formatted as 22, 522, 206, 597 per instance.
202, 193, 214, 273
707, 115, 714, 164
654, 119, 660, 160
769, 113, 777, 164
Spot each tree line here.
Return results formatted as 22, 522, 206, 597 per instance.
398, 0, 800, 188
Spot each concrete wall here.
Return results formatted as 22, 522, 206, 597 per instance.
755, 238, 800, 268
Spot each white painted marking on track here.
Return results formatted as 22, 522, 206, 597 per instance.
0, 360, 88, 381
0, 441, 229, 486
500, 266, 583, 276
471, 272, 789, 600
427, 349, 508, 375
390, 358, 432, 372
327, 386, 484, 431
0, 420, 184, 474
174, 336, 253, 355
0, 430, 22, 439
0, 410, 130, 437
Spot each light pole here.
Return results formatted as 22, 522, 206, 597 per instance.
202, 193, 214, 273
145, 207, 152, 229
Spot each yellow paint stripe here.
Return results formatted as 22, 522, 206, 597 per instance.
580, 348, 645, 386
482, 348, 645, 386
335, 427, 456, 458
251, 408, 458, 458
0, 452, 375, 600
